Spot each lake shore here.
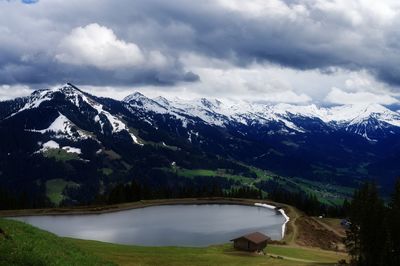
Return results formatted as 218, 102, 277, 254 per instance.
0, 197, 289, 218
0, 198, 347, 252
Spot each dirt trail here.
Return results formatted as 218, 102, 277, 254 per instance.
283, 206, 301, 245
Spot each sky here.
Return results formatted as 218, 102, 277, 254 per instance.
1, 0, 400, 105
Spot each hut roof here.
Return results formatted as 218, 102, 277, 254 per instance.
230, 232, 270, 244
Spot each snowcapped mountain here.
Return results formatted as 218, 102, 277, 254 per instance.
4, 83, 141, 145
123, 92, 400, 141
2, 84, 399, 147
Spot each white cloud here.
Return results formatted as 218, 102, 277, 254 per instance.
74, 57, 398, 106
218, 0, 400, 27
313, 0, 398, 27
127, 62, 313, 103
325, 87, 399, 105
81, 85, 137, 100
255, 90, 311, 103
217, 0, 294, 18
0, 84, 32, 100
55, 23, 145, 69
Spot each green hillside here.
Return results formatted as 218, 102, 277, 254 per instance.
0, 219, 113, 266
166, 165, 352, 206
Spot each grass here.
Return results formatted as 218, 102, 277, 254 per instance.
250, 167, 273, 181
173, 168, 254, 183
0, 219, 113, 266
43, 148, 80, 162
46, 178, 79, 206
101, 168, 114, 176
178, 169, 218, 178
268, 245, 344, 262
288, 177, 353, 205
71, 239, 346, 266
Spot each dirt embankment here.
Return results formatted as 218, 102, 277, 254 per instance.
295, 216, 344, 251
281, 205, 346, 251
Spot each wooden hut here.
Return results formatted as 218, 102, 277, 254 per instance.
230, 232, 270, 252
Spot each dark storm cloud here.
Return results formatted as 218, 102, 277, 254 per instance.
0, 53, 197, 88
1, 0, 400, 89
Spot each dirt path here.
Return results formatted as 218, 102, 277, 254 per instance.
283, 206, 301, 245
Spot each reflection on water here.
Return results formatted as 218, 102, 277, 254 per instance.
12, 204, 285, 246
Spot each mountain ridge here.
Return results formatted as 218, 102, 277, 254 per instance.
123, 90, 400, 141
3, 84, 400, 142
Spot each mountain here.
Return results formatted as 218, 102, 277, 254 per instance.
122, 92, 400, 187
124, 93, 400, 141
1, 83, 400, 208
2, 84, 140, 143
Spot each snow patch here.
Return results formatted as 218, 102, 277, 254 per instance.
62, 146, 82, 154
37, 141, 81, 155
130, 133, 143, 146
42, 140, 60, 150
255, 203, 290, 239
27, 112, 88, 140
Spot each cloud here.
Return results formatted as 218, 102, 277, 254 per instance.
0, 84, 32, 100
256, 91, 311, 104
1, 0, 400, 103
325, 87, 399, 105
56, 24, 145, 69
0, 6, 197, 88
132, 62, 313, 103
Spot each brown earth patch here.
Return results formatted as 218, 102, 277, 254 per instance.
295, 215, 344, 251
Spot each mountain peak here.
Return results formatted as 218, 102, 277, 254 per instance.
31, 83, 82, 96
8, 83, 93, 119
153, 96, 170, 106
123, 91, 148, 103
200, 98, 222, 109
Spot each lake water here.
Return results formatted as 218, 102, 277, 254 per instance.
12, 204, 286, 246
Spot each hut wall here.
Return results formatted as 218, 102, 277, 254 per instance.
233, 238, 250, 250
233, 239, 267, 252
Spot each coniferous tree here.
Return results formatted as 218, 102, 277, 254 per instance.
387, 177, 400, 265
345, 182, 386, 266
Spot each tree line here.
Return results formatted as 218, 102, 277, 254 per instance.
102, 180, 263, 205
257, 180, 346, 217
101, 177, 340, 219
0, 186, 49, 210
345, 178, 400, 266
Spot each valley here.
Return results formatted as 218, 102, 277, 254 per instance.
1, 83, 399, 210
